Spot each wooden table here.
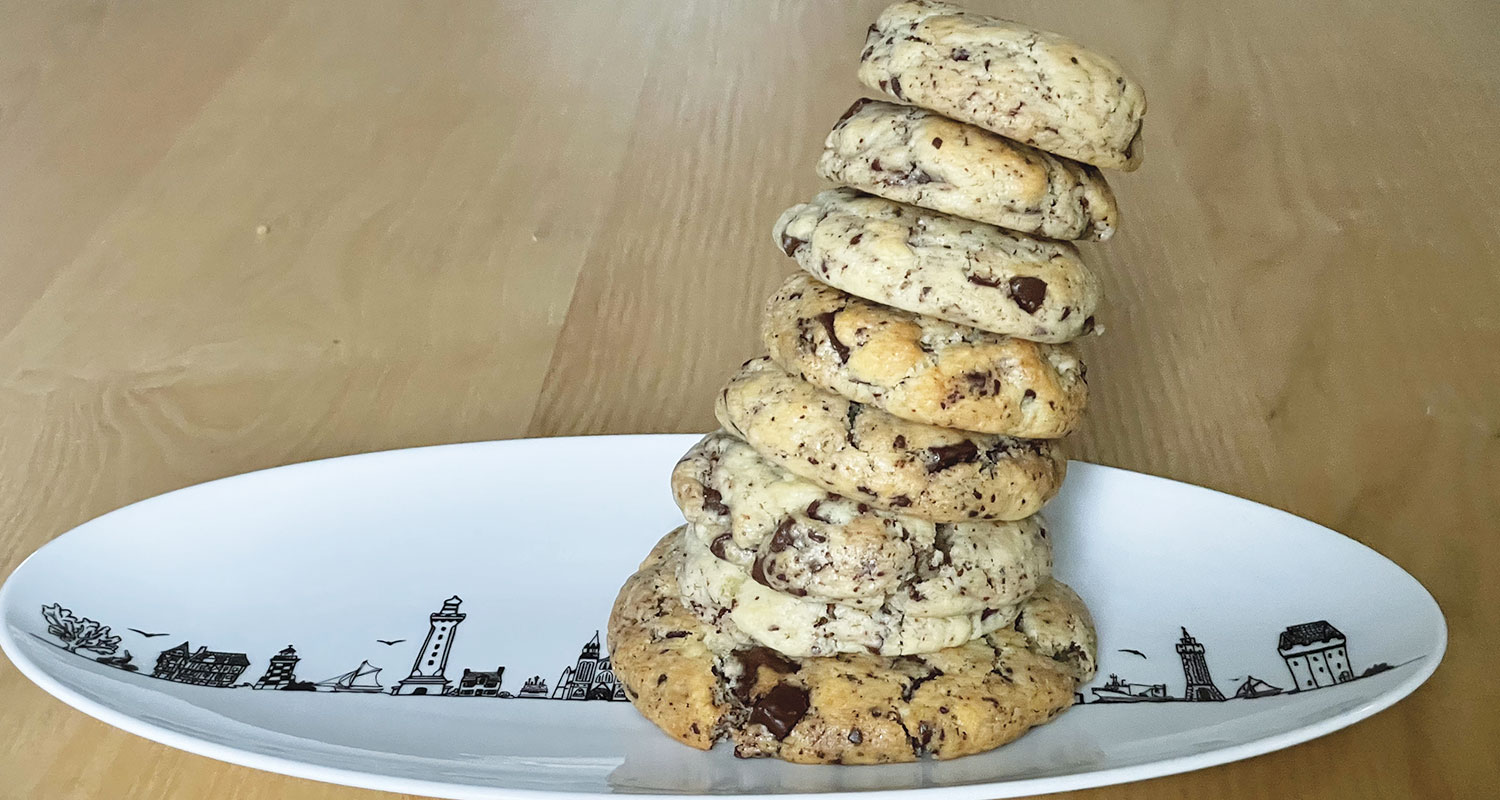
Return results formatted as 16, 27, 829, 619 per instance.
1, 1, 1495, 797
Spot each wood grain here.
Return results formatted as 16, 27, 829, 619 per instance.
1, 1, 1496, 798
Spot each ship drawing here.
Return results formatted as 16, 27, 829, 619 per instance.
318, 660, 385, 693
1233, 675, 1284, 699
1090, 673, 1168, 703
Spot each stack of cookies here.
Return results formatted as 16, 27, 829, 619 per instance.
610, 0, 1145, 764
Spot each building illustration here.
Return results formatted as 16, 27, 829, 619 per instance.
457, 666, 506, 697
1175, 628, 1225, 701
517, 676, 550, 698
552, 632, 627, 701
1278, 620, 1354, 690
393, 596, 466, 696
152, 642, 250, 687
253, 645, 300, 689
1091, 674, 1168, 702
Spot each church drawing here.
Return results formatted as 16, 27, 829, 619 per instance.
551, 632, 627, 701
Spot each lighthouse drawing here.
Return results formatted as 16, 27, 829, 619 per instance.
1175, 627, 1226, 701
392, 596, 466, 696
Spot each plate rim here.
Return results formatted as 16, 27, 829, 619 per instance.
0, 433, 1449, 800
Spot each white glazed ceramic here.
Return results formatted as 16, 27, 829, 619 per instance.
0, 434, 1445, 799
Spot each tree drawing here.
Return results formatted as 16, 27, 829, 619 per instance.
41, 604, 121, 656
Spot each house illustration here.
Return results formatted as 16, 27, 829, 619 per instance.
457, 666, 505, 697
152, 642, 250, 687
1278, 621, 1354, 690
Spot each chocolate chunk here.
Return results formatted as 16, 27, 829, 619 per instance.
888, 76, 903, 99
1060, 307, 1072, 320
926, 441, 980, 472
779, 233, 807, 258
836, 98, 872, 126
664, 630, 689, 639
848, 728, 863, 744
807, 530, 827, 543
805, 500, 828, 522
751, 557, 772, 588
981, 608, 999, 621
702, 487, 729, 516
769, 518, 797, 552
966, 273, 1002, 288
710, 533, 733, 560
748, 683, 811, 740
1082, 315, 1096, 335
1008, 276, 1047, 314
871, 158, 884, 172
849, 233, 863, 245
951, 47, 970, 61
893, 434, 907, 449
1023, 389, 1036, 402
733, 647, 799, 703
815, 311, 850, 362
931, 136, 943, 149
890, 495, 912, 508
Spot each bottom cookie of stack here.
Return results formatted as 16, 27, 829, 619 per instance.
607, 528, 1097, 764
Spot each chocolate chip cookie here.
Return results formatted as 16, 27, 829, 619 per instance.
817, 99, 1117, 240
858, 1, 1146, 171
773, 188, 1099, 342
715, 356, 1066, 521
673, 431, 1052, 611
607, 528, 1094, 763
763, 273, 1087, 437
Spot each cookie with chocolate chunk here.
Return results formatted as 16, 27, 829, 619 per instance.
859, 0, 1146, 171
773, 188, 1099, 343
763, 273, 1087, 437
607, 528, 1095, 763
715, 356, 1065, 521
818, 100, 1117, 240
673, 431, 1052, 612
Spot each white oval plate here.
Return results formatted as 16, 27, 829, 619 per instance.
0, 434, 1444, 799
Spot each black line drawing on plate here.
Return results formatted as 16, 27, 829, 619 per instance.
41, 604, 121, 657
1118, 648, 1147, 659
320, 660, 385, 693
1233, 675, 1283, 698
152, 642, 250, 687
1277, 620, 1354, 690
551, 632, 627, 701
457, 666, 506, 697
1091, 674, 1169, 702
253, 645, 312, 690
376, 639, 405, 646
1176, 628, 1227, 701
516, 676, 550, 698
127, 628, 169, 638
392, 596, 465, 696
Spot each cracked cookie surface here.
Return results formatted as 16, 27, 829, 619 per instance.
763, 273, 1087, 437
607, 528, 1095, 763
858, 0, 1146, 170
817, 99, 1117, 240
714, 356, 1066, 521
774, 188, 1101, 343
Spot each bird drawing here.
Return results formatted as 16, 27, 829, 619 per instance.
376, 639, 406, 646
1118, 648, 1148, 659
127, 628, 169, 638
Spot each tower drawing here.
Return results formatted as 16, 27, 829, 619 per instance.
393, 596, 466, 696
1175, 627, 1225, 701
253, 645, 300, 689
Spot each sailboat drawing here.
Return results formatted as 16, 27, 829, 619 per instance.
318, 660, 385, 693
1233, 675, 1284, 699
